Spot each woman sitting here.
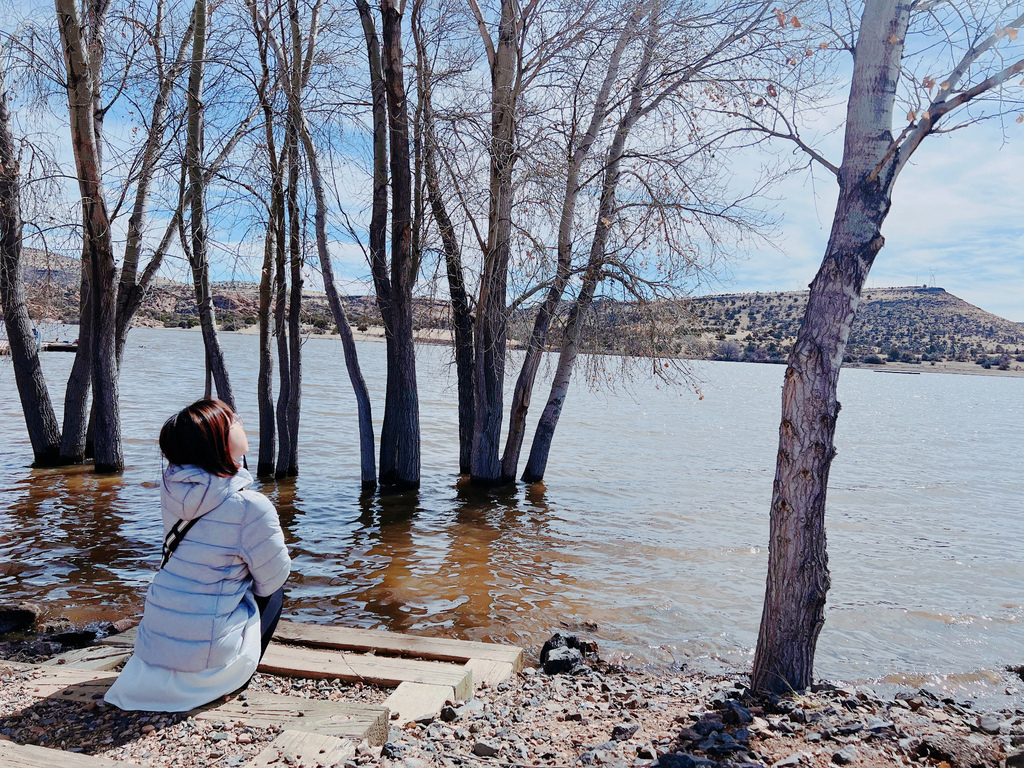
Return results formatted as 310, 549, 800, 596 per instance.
105, 398, 291, 711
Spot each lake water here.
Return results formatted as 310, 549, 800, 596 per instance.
1, 327, 1022, 704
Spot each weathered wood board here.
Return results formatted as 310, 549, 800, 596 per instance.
383, 681, 454, 725
273, 620, 524, 669
42, 645, 131, 671
102, 622, 524, 686
0, 663, 389, 745
464, 657, 516, 688
242, 729, 356, 768
258, 644, 473, 701
0, 741, 136, 767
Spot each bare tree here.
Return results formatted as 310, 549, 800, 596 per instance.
521, 0, 783, 482
412, 0, 476, 474
0, 54, 61, 465
184, 0, 235, 408
55, 0, 122, 472
467, 0, 528, 485
751, 0, 1024, 694
499, 7, 639, 482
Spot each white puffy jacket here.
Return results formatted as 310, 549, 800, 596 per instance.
133, 465, 291, 673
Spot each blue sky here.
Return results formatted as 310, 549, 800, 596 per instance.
726, 119, 1024, 321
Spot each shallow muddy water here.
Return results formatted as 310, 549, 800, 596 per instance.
1, 327, 1022, 703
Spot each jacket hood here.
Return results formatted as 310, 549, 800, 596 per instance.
161, 464, 253, 522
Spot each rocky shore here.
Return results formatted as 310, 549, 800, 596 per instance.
1, 611, 1022, 768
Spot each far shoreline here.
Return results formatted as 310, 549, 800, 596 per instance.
139, 323, 1024, 379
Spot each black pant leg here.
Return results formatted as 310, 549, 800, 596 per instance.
253, 586, 284, 661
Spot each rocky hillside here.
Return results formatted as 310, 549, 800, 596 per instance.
15, 249, 1024, 368
682, 287, 1024, 368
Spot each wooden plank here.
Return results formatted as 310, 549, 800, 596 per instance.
383, 681, 454, 725
0, 741, 136, 768
42, 646, 130, 671
464, 658, 515, 688
259, 644, 473, 701
242, 729, 356, 768
96, 630, 135, 648
0, 663, 389, 746
274, 620, 524, 669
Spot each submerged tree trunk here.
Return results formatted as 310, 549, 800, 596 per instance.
298, 120, 376, 489
60, 261, 92, 463
470, 0, 519, 485
423, 130, 474, 475
521, 261, 600, 483
56, 0, 122, 473
273, 140, 292, 479
184, 0, 234, 410
500, 15, 636, 482
522, 23, 653, 483
414, 18, 474, 475
0, 78, 61, 465
751, 0, 910, 694
378, 0, 420, 489
283, 119, 301, 477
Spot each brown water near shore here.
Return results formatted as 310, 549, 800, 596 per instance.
1, 327, 1022, 707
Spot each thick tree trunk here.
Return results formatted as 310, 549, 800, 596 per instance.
273, 142, 292, 479
298, 120, 376, 489
56, 0, 122, 473
470, 0, 519, 485
500, 16, 635, 482
0, 83, 62, 465
378, 0, 420, 489
751, 0, 908, 694
356, 0, 390, 323
184, 0, 234, 410
283, 117, 301, 476
257, 203, 278, 477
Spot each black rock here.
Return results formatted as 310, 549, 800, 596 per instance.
722, 701, 753, 725
539, 632, 596, 667
473, 741, 499, 757
0, 602, 41, 635
691, 719, 725, 738
440, 705, 459, 723
380, 741, 403, 760
611, 724, 639, 741
542, 646, 585, 675
1006, 749, 1024, 768
832, 746, 857, 765
835, 721, 863, 736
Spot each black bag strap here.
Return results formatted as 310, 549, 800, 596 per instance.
160, 518, 201, 569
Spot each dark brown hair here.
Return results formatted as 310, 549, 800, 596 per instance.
160, 398, 239, 477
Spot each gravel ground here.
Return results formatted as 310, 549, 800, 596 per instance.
2, 655, 1022, 768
